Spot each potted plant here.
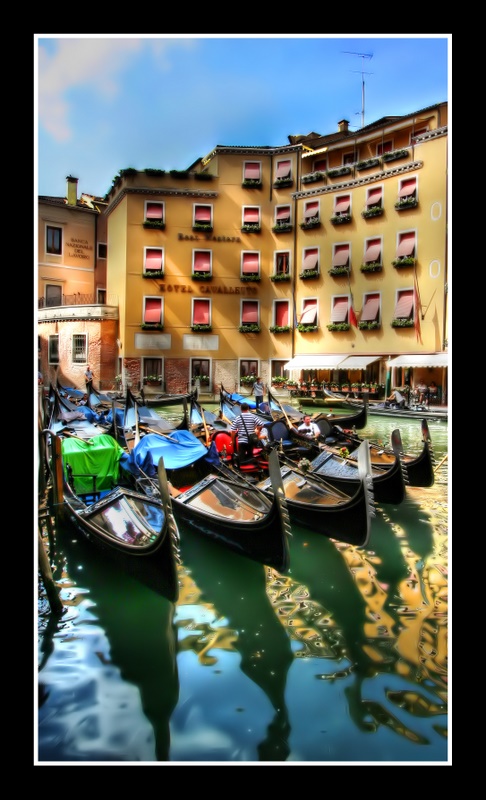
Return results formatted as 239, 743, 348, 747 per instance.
394, 197, 418, 210
242, 178, 262, 188
330, 214, 352, 225
240, 375, 256, 385
358, 320, 381, 330
143, 220, 166, 230
300, 216, 321, 230
360, 262, 383, 273
361, 206, 384, 219
240, 274, 261, 282
285, 379, 298, 389
327, 166, 352, 178
299, 269, 320, 279
382, 148, 409, 163
140, 322, 164, 330
273, 177, 293, 188
391, 318, 414, 328
192, 223, 213, 232
271, 376, 287, 385
191, 272, 212, 281
269, 325, 291, 333
392, 256, 416, 267
270, 273, 291, 282
238, 324, 261, 333
328, 266, 350, 277
326, 322, 351, 331
356, 158, 380, 171
297, 323, 318, 332
191, 324, 212, 332
145, 374, 162, 386
240, 223, 261, 233
143, 270, 164, 278
272, 223, 293, 233
301, 171, 326, 184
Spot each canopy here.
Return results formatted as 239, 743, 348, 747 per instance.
127, 430, 209, 476
338, 355, 381, 370
284, 355, 347, 370
386, 353, 449, 369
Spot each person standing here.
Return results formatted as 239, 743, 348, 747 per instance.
230, 402, 268, 461
253, 377, 264, 410
84, 365, 94, 391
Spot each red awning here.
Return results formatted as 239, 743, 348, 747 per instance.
243, 207, 259, 223
396, 234, 415, 257
242, 302, 258, 323
333, 246, 349, 267
299, 303, 317, 325
331, 298, 349, 322
364, 242, 381, 263
275, 161, 291, 179
302, 250, 318, 270
360, 296, 380, 321
394, 291, 414, 318
399, 179, 416, 197
193, 251, 211, 271
146, 203, 163, 219
193, 300, 209, 324
275, 302, 289, 326
242, 253, 259, 273
145, 249, 163, 270
244, 162, 260, 180
334, 197, 350, 213
366, 188, 382, 206
144, 299, 161, 323
304, 202, 319, 218
195, 206, 212, 222
276, 206, 290, 220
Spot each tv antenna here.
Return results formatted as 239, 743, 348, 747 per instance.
342, 51, 373, 128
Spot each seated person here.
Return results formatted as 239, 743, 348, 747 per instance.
297, 414, 320, 438
415, 380, 428, 406
385, 389, 406, 408
428, 381, 439, 404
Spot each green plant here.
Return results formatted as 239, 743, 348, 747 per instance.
146, 374, 162, 382
297, 324, 318, 332
194, 172, 213, 181
271, 376, 287, 384
356, 158, 380, 171
361, 206, 383, 219
300, 217, 320, 229
240, 375, 257, 384
339, 447, 350, 459
169, 169, 189, 179
392, 256, 416, 267
391, 318, 414, 328
286, 379, 298, 387
240, 274, 261, 282
242, 179, 262, 187
360, 263, 383, 273
273, 177, 293, 187
328, 266, 350, 276
326, 322, 351, 331
272, 223, 293, 233
330, 214, 352, 224
382, 148, 409, 162
144, 168, 166, 176
394, 197, 418, 210
297, 458, 312, 473
120, 167, 138, 177
140, 323, 164, 330
191, 324, 212, 332
358, 320, 381, 330
301, 171, 326, 184
238, 324, 261, 333
240, 224, 261, 233
327, 166, 352, 178
192, 223, 213, 231
269, 325, 291, 333
191, 272, 212, 281
270, 273, 291, 282
142, 270, 164, 278
143, 220, 166, 230
299, 269, 320, 279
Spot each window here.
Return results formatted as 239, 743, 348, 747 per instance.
45, 284, 62, 307
145, 201, 164, 222
302, 247, 319, 274
192, 298, 211, 326
143, 358, 162, 381
274, 205, 291, 226
241, 300, 259, 325
97, 288, 106, 304
48, 335, 59, 365
333, 195, 351, 216
332, 244, 350, 269
193, 250, 212, 276
193, 204, 213, 227
242, 206, 260, 227
343, 153, 355, 165
314, 157, 327, 172
274, 159, 292, 182
240, 360, 258, 380
243, 162, 261, 182
192, 359, 210, 382
97, 243, 107, 259
143, 297, 163, 325
410, 127, 428, 143
363, 238, 382, 265
144, 247, 164, 274
330, 296, 350, 323
303, 200, 319, 222
273, 300, 290, 327
241, 252, 260, 278
274, 251, 290, 276
377, 140, 393, 155
46, 225, 62, 255
72, 334, 87, 364
272, 360, 288, 379
398, 177, 417, 200
360, 293, 381, 323
394, 289, 414, 320
366, 187, 383, 208
395, 231, 416, 259
299, 299, 318, 326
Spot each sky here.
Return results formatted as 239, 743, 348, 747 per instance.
35, 34, 450, 199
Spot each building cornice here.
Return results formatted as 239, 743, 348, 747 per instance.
38, 305, 118, 323
106, 186, 219, 214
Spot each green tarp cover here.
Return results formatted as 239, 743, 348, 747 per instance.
61, 434, 124, 495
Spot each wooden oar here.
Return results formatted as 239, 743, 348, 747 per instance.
434, 453, 448, 473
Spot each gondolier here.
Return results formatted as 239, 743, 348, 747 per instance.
85, 365, 94, 391
230, 402, 268, 462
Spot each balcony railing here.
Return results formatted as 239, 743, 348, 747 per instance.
38, 293, 118, 309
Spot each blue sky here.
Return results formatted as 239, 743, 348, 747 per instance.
35, 35, 450, 199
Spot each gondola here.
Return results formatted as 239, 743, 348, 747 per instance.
123, 428, 292, 572
47, 383, 115, 440
44, 430, 181, 602
268, 386, 368, 430
255, 440, 375, 547
142, 388, 198, 408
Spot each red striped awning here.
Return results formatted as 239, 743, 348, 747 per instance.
275, 302, 289, 326
276, 206, 290, 220
244, 162, 260, 180
145, 249, 163, 270
193, 251, 211, 272
366, 188, 382, 206
399, 178, 417, 197
394, 291, 414, 318
334, 197, 350, 213
333, 246, 349, 267
396, 233, 416, 257
144, 298, 161, 323
302, 250, 318, 270
275, 160, 291, 179
193, 299, 210, 324
242, 253, 260, 273
364, 241, 381, 263
299, 303, 317, 325
360, 295, 380, 321
195, 206, 212, 222
304, 202, 319, 218
331, 298, 349, 322
242, 301, 259, 323
146, 203, 163, 219
243, 207, 260, 223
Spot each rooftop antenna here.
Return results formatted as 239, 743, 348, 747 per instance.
342, 51, 373, 128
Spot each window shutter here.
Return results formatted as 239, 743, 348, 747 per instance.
144, 298, 162, 323
331, 298, 349, 322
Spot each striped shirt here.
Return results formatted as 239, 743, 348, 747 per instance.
230, 411, 267, 442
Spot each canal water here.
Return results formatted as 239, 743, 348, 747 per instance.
36, 412, 449, 765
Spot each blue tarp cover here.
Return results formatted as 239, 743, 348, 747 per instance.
125, 430, 213, 476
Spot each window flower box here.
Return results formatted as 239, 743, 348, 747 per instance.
269, 325, 291, 333
361, 206, 384, 219
392, 257, 416, 268
240, 274, 261, 282
356, 158, 381, 171
394, 197, 418, 210
297, 324, 318, 333
327, 166, 352, 178
192, 223, 213, 232
300, 217, 321, 230
326, 322, 351, 332
271, 376, 287, 385
242, 179, 262, 188
191, 324, 212, 332
391, 318, 414, 328
299, 269, 320, 280
140, 323, 164, 330
191, 272, 212, 281
272, 223, 293, 233
273, 177, 293, 188
240, 224, 261, 233
238, 324, 261, 333
240, 375, 257, 385
358, 320, 381, 330
382, 148, 409, 163
285, 380, 298, 388
270, 273, 291, 282
330, 214, 352, 225
301, 171, 326, 184
143, 270, 164, 278
360, 263, 383, 273
341, 385, 350, 392
143, 220, 166, 230
328, 266, 350, 277
144, 374, 163, 385
194, 375, 210, 384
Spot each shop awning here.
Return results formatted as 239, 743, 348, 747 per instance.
338, 355, 381, 370
284, 355, 347, 370
386, 354, 449, 368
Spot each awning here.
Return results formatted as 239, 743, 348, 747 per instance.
338, 355, 381, 370
284, 355, 347, 370
386, 354, 449, 369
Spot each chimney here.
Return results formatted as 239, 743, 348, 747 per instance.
337, 119, 349, 134
66, 175, 78, 206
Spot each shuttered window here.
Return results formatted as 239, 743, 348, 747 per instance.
242, 252, 260, 274
302, 248, 319, 271
304, 201, 319, 219
299, 302, 317, 325
366, 187, 383, 207
331, 298, 349, 322
244, 162, 261, 180
394, 290, 414, 318
334, 196, 350, 214
194, 205, 212, 222
396, 232, 416, 257
144, 248, 163, 271
275, 160, 291, 180
275, 300, 290, 326
144, 298, 162, 323
399, 178, 417, 198
145, 202, 164, 220
193, 251, 211, 273
275, 206, 291, 222
333, 245, 350, 267
360, 294, 380, 322
193, 299, 210, 325
363, 239, 381, 263
243, 207, 260, 223
241, 300, 259, 323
